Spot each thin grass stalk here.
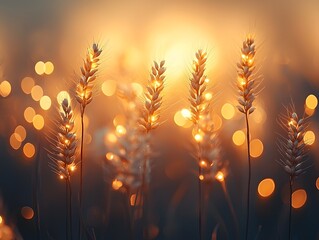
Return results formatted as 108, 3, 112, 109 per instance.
47, 96, 78, 240
68, 177, 73, 240
188, 49, 208, 240
235, 36, 257, 240
66, 178, 69, 240
197, 145, 203, 240
141, 141, 150, 240
244, 112, 251, 240
34, 142, 41, 240
288, 176, 292, 240
75, 43, 102, 239
277, 106, 311, 240
139, 60, 166, 239
79, 110, 84, 239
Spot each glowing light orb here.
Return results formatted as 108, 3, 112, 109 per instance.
15, 125, 26, 142
112, 179, 123, 190
305, 94, 318, 109
0, 80, 12, 97
21, 206, 34, 220
292, 189, 307, 209
258, 178, 275, 198
35, 61, 45, 75
31, 85, 43, 101
32, 114, 44, 130
10, 133, 22, 150
40, 95, 51, 110
221, 103, 235, 120
215, 171, 224, 182
232, 130, 246, 146
23, 143, 35, 158
116, 125, 127, 136
250, 139, 264, 158
101, 80, 117, 96
24, 107, 36, 123
21, 77, 35, 94
44, 61, 54, 75
304, 131, 315, 145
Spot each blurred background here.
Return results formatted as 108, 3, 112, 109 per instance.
0, 0, 318, 239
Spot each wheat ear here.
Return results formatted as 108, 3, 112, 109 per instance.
188, 49, 208, 240
75, 43, 102, 239
277, 106, 310, 240
236, 36, 257, 240
48, 97, 77, 240
139, 60, 166, 239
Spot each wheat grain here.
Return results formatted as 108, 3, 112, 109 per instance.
236, 35, 259, 240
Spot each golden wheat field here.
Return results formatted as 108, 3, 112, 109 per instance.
0, 0, 318, 240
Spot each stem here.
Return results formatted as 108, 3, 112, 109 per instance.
196, 138, 202, 240
141, 146, 149, 240
34, 141, 41, 240
198, 164, 202, 240
245, 112, 251, 240
66, 180, 69, 240
289, 177, 293, 240
79, 109, 85, 240
131, 189, 140, 239
68, 177, 73, 240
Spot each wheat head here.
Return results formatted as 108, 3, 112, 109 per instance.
75, 43, 102, 113
48, 97, 78, 179
139, 60, 166, 133
277, 107, 310, 179
236, 36, 257, 115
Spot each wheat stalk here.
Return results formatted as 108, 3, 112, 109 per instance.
188, 49, 210, 240
75, 42, 102, 239
236, 35, 257, 240
139, 60, 166, 239
104, 84, 148, 238
277, 105, 310, 240
48, 97, 77, 240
